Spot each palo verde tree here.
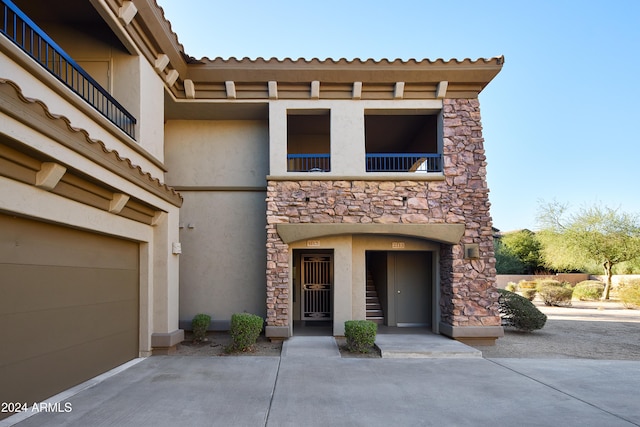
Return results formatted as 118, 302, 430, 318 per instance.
536, 201, 640, 299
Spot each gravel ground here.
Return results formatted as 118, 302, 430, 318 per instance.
472, 300, 640, 360
173, 301, 640, 360
173, 332, 282, 356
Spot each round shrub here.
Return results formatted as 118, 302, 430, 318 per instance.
618, 280, 640, 309
517, 280, 537, 301
497, 289, 547, 332
520, 288, 537, 301
505, 282, 517, 292
191, 313, 211, 343
536, 281, 573, 306
572, 280, 605, 301
344, 320, 377, 353
228, 313, 264, 352
518, 280, 538, 290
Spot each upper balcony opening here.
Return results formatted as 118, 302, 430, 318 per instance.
365, 113, 442, 173
287, 110, 331, 172
1, 0, 137, 139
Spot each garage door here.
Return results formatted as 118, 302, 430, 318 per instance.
0, 214, 138, 415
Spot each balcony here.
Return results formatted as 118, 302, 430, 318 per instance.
366, 153, 442, 173
0, 0, 137, 139
287, 154, 331, 172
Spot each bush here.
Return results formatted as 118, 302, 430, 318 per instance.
516, 280, 537, 300
505, 282, 517, 292
572, 280, 605, 301
618, 280, 640, 309
497, 289, 547, 332
227, 313, 264, 352
520, 288, 537, 301
536, 281, 573, 306
191, 313, 211, 343
518, 280, 537, 290
344, 320, 377, 353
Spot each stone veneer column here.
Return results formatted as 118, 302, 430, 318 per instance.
265, 98, 502, 342
438, 98, 502, 343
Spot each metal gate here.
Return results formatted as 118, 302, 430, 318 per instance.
302, 255, 332, 320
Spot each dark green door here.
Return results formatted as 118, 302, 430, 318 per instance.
393, 252, 432, 326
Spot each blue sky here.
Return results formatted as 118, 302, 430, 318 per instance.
158, 0, 640, 232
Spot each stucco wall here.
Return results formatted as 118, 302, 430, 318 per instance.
165, 120, 269, 187
177, 191, 267, 325
164, 120, 269, 327
269, 100, 442, 177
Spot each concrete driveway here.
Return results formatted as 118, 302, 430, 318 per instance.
3, 336, 639, 427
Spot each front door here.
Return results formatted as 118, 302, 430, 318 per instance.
301, 254, 333, 320
394, 252, 432, 326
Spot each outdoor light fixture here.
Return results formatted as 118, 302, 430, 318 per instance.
464, 244, 480, 259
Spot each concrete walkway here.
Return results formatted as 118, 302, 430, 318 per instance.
3, 337, 640, 427
376, 333, 482, 358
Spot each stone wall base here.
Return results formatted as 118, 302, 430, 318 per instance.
439, 323, 504, 346
265, 325, 291, 341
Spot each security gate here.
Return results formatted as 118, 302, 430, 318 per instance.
302, 255, 333, 320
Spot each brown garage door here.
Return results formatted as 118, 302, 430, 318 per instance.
0, 214, 138, 416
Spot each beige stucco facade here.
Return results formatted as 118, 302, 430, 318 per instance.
1, 3, 505, 410
164, 120, 269, 328
1, 0, 184, 366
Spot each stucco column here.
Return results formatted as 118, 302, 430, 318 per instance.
332, 236, 353, 336
150, 207, 184, 353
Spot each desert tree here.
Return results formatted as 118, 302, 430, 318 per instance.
536, 201, 640, 299
500, 229, 544, 273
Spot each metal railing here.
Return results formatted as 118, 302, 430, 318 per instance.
1, 0, 137, 139
287, 153, 331, 172
366, 153, 442, 173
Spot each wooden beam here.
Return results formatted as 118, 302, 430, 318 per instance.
394, 82, 405, 99
184, 79, 195, 99
118, 1, 138, 25
165, 69, 179, 86
152, 211, 166, 226
311, 81, 320, 99
268, 81, 278, 99
36, 162, 66, 191
225, 81, 236, 99
436, 81, 448, 99
154, 54, 170, 73
109, 193, 130, 214
352, 82, 362, 100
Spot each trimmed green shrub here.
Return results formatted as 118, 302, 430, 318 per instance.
572, 280, 605, 301
344, 320, 377, 353
618, 280, 640, 309
497, 289, 547, 332
228, 313, 264, 352
191, 313, 211, 343
537, 281, 573, 306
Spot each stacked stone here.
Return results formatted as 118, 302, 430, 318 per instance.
265, 98, 500, 329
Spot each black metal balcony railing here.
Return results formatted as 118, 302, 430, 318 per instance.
366, 153, 442, 173
1, 0, 137, 139
287, 153, 331, 172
